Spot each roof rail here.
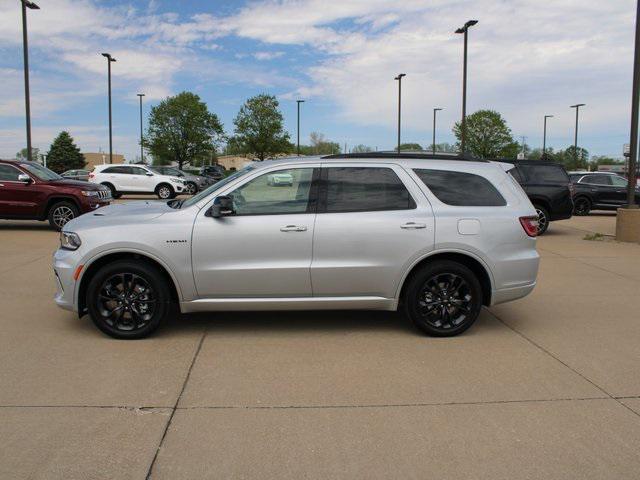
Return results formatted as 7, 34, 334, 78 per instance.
321, 152, 487, 162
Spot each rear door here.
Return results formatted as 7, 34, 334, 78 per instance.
579, 174, 617, 207
310, 163, 435, 299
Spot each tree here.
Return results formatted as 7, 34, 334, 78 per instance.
16, 147, 40, 162
429, 142, 457, 153
229, 94, 290, 161
351, 144, 373, 153
146, 91, 224, 170
396, 143, 423, 152
305, 132, 340, 155
45, 131, 85, 173
453, 110, 519, 159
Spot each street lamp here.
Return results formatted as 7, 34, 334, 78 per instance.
20, 0, 39, 163
570, 103, 585, 165
102, 53, 116, 163
432, 107, 443, 154
394, 73, 406, 154
137, 93, 145, 164
296, 99, 305, 156
455, 19, 478, 156
543, 114, 553, 157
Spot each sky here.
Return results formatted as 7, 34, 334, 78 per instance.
0, 0, 637, 161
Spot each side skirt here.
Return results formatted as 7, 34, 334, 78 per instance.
180, 296, 397, 313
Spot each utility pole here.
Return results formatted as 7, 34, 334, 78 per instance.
570, 103, 585, 165
137, 93, 145, 164
394, 73, 406, 154
296, 99, 305, 156
20, 1, 39, 162
455, 20, 478, 155
101, 53, 116, 163
543, 115, 553, 157
432, 107, 443, 154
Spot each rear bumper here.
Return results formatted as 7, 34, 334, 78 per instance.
491, 282, 536, 306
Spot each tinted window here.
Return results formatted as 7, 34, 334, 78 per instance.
509, 167, 524, 184
414, 169, 506, 207
568, 174, 583, 183
581, 174, 612, 185
0, 164, 22, 181
231, 168, 315, 215
611, 175, 628, 187
324, 167, 415, 213
102, 166, 128, 174
131, 167, 149, 175
518, 164, 569, 183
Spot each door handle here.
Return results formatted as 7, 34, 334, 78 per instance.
400, 222, 427, 229
280, 225, 307, 232
0, 183, 4, 187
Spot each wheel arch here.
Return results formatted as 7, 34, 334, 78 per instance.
397, 251, 494, 307
43, 196, 81, 220
77, 250, 181, 315
528, 197, 551, 213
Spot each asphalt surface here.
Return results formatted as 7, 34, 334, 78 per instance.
1, 208, 640, 479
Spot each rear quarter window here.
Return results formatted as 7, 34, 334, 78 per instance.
413, 169, 506, 206
519, 164, 568, 184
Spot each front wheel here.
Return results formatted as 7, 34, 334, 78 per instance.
573, 197, 591, 216
404, 261, 483, 337
184, 182, 197, 195
48, 201, 79, 231
86, 260, 171, 339
156, 184, 174, 200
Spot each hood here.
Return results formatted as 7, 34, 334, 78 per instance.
48, 178, 105, 190
65, 200, 173, 230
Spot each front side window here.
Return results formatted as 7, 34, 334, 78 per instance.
131, 167, 149, 175
0, 164, 22, 181
19, 163, 61, 181
414, 169, 506, 207
231, 168, 315, 215
323, 167, 415, 213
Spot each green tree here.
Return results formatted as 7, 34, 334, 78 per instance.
16, 147, 40, 162
429, 142, 457, 153
351, 144, 373, 153
230, 94, 290, 161
453, 110, 519, 159
146, 91, 225, 170
396, 143, 423, 152
45, 131, 85, 173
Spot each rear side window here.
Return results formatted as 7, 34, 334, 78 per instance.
413, 169, 506, 207
519, 164, 569, 184
323, 167, 415, 213
509, 167, 524, 184
102, 166, 128, 174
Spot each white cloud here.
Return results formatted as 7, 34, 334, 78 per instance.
253, 51, 285, 61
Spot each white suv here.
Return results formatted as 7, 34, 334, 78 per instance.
89, 164, 186, 199
54, 153, 540, 339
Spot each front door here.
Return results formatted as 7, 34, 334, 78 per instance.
311, 164, 435, 299
191, 166, 319, 298
0, 164, 39, 218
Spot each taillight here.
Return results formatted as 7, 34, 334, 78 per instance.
88, 172, 95, 178
519, 216, 539, 237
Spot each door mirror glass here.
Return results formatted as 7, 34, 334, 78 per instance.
208, 195, 234, 218
17, 173, 32, 184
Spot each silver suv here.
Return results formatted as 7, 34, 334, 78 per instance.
53, 153, 540, 339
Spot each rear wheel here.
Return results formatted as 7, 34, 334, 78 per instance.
573, 196, 591, 216
47, 201, 79, 231
156, 183, 174, 200
404, 260, 483, 337
533, 205, 550, 235
102, 182, 121, 199
86, 260, 171, 339
185, 182, 197, 195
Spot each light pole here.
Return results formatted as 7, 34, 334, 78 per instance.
296, 99, 305, 156
394, 73, 406, 154
137, 93, 145, 163
20, 0, 39, 162
543, 114, 553, 157
101, 53, 116, 163
455, 20, 478, 156
432, 107, 443, 154
570, 103, 585, 165
625, 0, 640, 208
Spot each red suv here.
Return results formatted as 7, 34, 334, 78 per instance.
0, 159, 111, 230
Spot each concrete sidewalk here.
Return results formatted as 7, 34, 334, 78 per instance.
1, 214, 639, 479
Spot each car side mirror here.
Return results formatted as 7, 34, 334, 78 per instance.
17, 173, 32, 184
146, 172, 154, 176
207, 195, 234, 218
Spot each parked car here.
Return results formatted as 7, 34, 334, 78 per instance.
89, 164, 186, 199
148, 166, 210, 195
569, 171, 640, 215
61, 169, 90, 181
54, 152, 539, 339
200, 164, 226, 181
500, 159, 574, 235
267, 172, 294, 186
0, 159, 111, 230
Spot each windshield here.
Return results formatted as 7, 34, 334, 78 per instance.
150, 166, 182, 176
20, 163, 62, 181
180, 165, 255, 209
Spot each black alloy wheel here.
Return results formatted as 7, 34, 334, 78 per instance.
185, 182, 197, 195
404, 260, 482, 337
573, 197, 591, 216
86, 261, 171, 339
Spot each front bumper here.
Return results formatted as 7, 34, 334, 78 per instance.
53, 248, 79, 312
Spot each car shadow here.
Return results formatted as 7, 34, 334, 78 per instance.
0, 221, 52, 231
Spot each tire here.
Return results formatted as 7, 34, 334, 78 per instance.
47, 200, 79, 231
85, 260, 171, 339
102, 183, 121, 199
185, 182, 198, 195
573, 196, 591, 216
533, 204, 550, 235
403, 260, 483, 337
156, 183, 174, 200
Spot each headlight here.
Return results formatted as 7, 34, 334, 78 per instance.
169, 177, 183, 184
81, 190, 100, 197
60, 231, 82, 250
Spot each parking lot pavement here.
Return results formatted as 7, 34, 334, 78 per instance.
1, 212, 640, 479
